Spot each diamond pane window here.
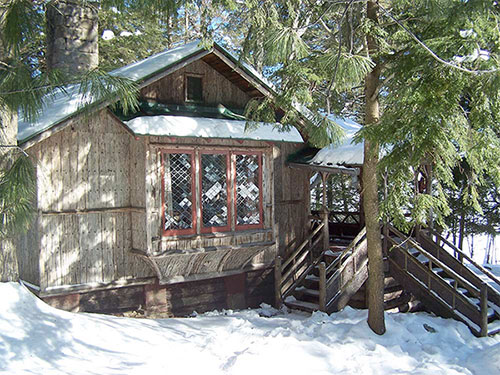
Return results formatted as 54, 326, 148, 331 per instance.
236, 154, 262, 227
163, 152, 195, 234
201, 153, 229, 230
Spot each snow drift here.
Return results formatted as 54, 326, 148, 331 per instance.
0, 282, 498, 375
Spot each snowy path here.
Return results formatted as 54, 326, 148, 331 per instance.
0, 282, 499, 375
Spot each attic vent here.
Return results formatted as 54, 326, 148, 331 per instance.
186, 75, 203, 102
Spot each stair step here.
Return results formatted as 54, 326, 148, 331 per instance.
432, 268, 444, 274
295, 287, 320, 298
487, 319, 500, 334
443, 278, 455, 286
408, 247, 419, 255
305, 274, 319, 282
416, 254, 428, 262
285, 299, 320, 313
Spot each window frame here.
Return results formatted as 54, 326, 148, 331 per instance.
233, 151, 264, 231
160, 147, 265, 237
199, 150, 232, 234
184, 74, 204, 103
161, 149, 197, 236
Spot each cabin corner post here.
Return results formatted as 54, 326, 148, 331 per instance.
321, 208, 330, 252
480, 283, 488, 337
274, 256, 282, 308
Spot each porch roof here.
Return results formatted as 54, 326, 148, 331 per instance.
288, 116, 363, 174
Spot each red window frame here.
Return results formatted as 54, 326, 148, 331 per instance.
161, 148, 265, 237
161, 149, 197, 236
233, 151, 264, 231
199, 150, 232, 234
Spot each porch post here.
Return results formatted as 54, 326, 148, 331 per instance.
320, 172, 330, 252
321, 208, 330, 253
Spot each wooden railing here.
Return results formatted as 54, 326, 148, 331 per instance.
387, 225, 492, 336
329, 211, 361, 225
420, 229, 500, 292
274, 213, 328, 307
320, 227, 368, 312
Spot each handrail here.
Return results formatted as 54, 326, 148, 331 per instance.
281, 222, 324, 270
326, 227, 367, 275
387, 226, 480, 298
326, 235, 367, 289
276, 219, 326, 304
388, 250, 487, 336
387, 236, 480, 298
424, 229, 500, 290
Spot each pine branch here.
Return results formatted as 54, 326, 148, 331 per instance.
379, 4, 499, 75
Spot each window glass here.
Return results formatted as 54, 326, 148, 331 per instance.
186, 76, 203, 102
163, 152, 194, 233
235, 154, 261, 226
201, 153, 228, 228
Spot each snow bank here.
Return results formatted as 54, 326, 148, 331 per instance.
0, 282, 498, 375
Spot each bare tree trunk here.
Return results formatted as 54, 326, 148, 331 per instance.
363, 0, 385, 335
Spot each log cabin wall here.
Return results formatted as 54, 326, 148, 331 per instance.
22, 109, 154, 293
273, 142, 310, 257
140, 59, 251, 109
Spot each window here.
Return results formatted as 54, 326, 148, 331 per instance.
185, 75, 203, 102
162, 149, 263, 236
162, 150, 196, 235
235, 152, 263, 229
200, 151, 231, 233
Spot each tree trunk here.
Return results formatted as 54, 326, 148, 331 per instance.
363, 0, 385, 335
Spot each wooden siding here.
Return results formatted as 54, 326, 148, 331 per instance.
23, 110, 153, 291
42, 267, 274, 314
273, 142, 310, 257
145, 268, 274, 316
140, 59, 251, 109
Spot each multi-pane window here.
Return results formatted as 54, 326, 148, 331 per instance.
235, 153, 262, 228
162, 151, 196, 235
162, 149, 263, 236
200, 152, 230, 232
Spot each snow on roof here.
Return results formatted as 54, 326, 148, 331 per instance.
124, 115, 303, 143
109, 40, 203, 82
19, 41, 254, 144
310, 116, 364, 167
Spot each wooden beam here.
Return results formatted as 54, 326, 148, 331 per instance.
41, 206, 146, 216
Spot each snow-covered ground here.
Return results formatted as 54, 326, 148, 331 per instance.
0, 283, 499, 375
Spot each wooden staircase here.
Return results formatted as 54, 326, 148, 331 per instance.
275, 215, 500, 337
386, 225, 500, 337
275, 220, 368, 314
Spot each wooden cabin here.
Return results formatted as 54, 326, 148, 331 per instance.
16, 41, 311, 314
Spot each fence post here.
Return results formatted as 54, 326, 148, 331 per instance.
321, 208, 330, 253
319, 262, 326, 312
480, 283, 488, 337
274, 257, 282, 308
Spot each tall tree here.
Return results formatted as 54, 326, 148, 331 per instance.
363, 0, 385, 335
